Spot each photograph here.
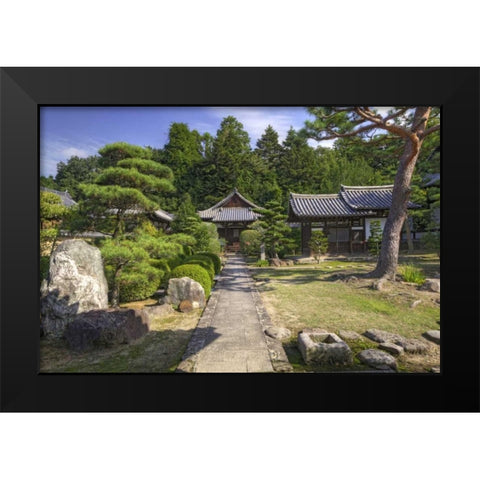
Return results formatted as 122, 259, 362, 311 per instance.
39, 105, 441, 375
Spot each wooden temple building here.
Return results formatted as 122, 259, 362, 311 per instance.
198, 188, 261, 252
288, 185, 418, 255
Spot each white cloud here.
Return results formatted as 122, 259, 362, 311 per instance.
40, 135, 105, 177
207, 107, 306, 146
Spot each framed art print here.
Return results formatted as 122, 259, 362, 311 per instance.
1, 67, 479, 412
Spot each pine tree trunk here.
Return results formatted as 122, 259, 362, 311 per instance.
367, 107, 430, 279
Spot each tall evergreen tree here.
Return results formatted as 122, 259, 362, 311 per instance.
211, 116, 252, 196
255, 125, 283, 168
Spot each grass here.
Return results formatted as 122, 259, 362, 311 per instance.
251, 253, 440, 373
40, 302, 202, 373
400, 263, 426, 284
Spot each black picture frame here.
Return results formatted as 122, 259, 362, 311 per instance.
1, 67, 478, 412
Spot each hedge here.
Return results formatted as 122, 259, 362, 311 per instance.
170, 264, 212, 298
118, 267, 163, 303
197, 251, 222, 274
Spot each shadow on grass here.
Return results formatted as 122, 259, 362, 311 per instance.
40, 325, 221, 374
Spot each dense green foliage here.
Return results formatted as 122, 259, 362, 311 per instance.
183, 254, 216, 281
252, 201, 292, 259
76, 144, 174, 237
170, 264, 212, 297
308, 230, 329, 259
40, 255, 50, 283
197, 252, 222, 274
400, 264, 426, 285
40, 191, 70, 255
239, 229, 262, 256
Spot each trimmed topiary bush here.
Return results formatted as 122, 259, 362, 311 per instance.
118, 264, 164, 303
240, 229, 262, 256
184, 258, 215, 282
197, 251, 222, 274
170, 264, 212, 298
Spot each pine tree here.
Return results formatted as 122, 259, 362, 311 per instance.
255, 125, 283, 168
252, 201, 291, 259
79, 143, 174, 237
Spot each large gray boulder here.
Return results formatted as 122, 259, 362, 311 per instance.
40, 240, 109, 337
164, 277, 205, 308
64, 308, 150, 351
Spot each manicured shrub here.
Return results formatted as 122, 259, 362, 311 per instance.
167, 255, 185, 272
308, 230, 329, 260
197, 251, 222, 274
184, 257, 215, 282
240, 229, 261, 256
400, 264, 426, 285
170, 264, 212, 297
118, 264, 163, 303
367, 220, 383, 255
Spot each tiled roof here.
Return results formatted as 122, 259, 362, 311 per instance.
198, 189, 260, 223
200, 207, 260, 223
40, 187, 77, 207
340, 185, 395, 210
289, 193, 370, 219
203, 188, 259, 211
289, 184, 419, 220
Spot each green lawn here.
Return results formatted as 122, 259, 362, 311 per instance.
251, 253, 440, 372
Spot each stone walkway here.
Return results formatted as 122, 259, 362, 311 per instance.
177, 255, 275, 373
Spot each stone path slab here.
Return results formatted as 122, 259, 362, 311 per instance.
177, 255, 275, 373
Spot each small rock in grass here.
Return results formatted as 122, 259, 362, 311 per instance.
338, 330, 361, 341
422, 278, 440, 293
422, 330, 440, 345
265, 326, 292, 340
410, 300, 422, 308
378, 342, 404, 356
357, 349, 397, 371
396, 338, 430, 354
431, 366, 440, 374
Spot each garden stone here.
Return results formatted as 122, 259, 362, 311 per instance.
410, 300, 422, 308
357, 349, 397, 371
64, 308, 150, 351
338, 330, 361, 341
422, 278, 440, 293
363, 328, 405, 344
422, 330, 440, 345
431, 367, 440, 374
164, 277, 205, 308
179, 300, 193, 313
396, 338, 430, 354
264, 326, 292, 340
298, 331, 353, 366
378, 342, 404, 356
40, 240, 109, 337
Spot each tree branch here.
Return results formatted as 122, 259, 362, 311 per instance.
420, 124, 440, 139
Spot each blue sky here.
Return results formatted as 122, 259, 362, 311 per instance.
40, 106, 326, 177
